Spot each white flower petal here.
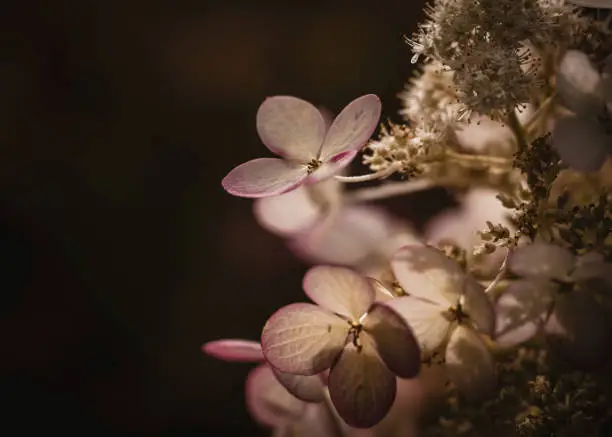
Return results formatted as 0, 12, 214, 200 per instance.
391, 245, 464, 306
290, 205, 394, 267
461, 279, 495, 337
552, 115, 609, 173
328, 335, 396, 428
556, 50, 603, 116
246, 364, 305, 427
509, 242, 575, 280
261, 303, 348, 375
271, 369, 325, 402
303, 266, 375, 321
445, 326, 496, 399
319, 94, 382, 162
385, 296, 451, 355
494, 280, 554, 347
257, 96, 326, 161
253, 186, 322, 237
222, 158, 308, 198
363, 303, 421, 378
545, 292, 610, 369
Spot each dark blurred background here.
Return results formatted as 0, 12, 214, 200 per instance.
0, 1, 430, 435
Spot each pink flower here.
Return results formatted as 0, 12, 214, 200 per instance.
222, 95, 382, 198
261, 266, 421, 428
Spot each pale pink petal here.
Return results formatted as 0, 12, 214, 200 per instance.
293, 403, 346, 437
385, 295, 451, 355
319, 94, 382, 162
445, 326, 496, 399
328, 336, 396, 428
367, 277, 395, 302
246, 364, 305, 427
261, 303, 348, 375
257, 96, 326, 161
556, 50, 603, 116
461, 279, 495, 337
202, 339, 263, 362
391, 245, 464, 307
303, 266, 375, 320
509, 242, 575, 280
222, 158, 308, 198
494, 280, 554, 347
290, 206, 394, 267
271, 369, 325, 403
362, 303, 421, 378
545, 292, 610, 369
253, 186, 322, 237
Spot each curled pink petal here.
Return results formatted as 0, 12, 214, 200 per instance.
328, 335, 396, 428
222, 158, 308, 198
261, 303, 348, 375
363, 303, 421, 378
246, 364, 305, 427
319, 94, 382, 161
303, 265, 375, 320
271, 368, 325, 402
202, 339, 263, 362
257, 96, 326, 161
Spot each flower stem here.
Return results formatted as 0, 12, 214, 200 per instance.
346, 179, 437, 202
334, 163, 401, 183
507, 110, 528, 152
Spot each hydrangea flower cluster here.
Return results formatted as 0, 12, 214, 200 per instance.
204, 1, 612, 435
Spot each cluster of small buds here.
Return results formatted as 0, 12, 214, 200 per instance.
408, 0, 584, 119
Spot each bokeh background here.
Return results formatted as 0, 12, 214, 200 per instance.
0, 1, 452, 435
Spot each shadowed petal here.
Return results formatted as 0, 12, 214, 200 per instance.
257, 96, 326, 160
319, 94, 382, 161
271, 369, 325, 403
385, 295, 451, 355
328, 336, 396, 428
303, 266, 375, 320
552, 115, 610, 173
509, 242, 574, 280
391, 245, 464, 307
495, 280, 554, 347
445, 326, 496, 399
461, 280, 495, 337
545, 292, 610, 369
293, 403, 347, 437
202, 339, 263, 362
363, 303, 421, 378
246, 364, 305, 427
222, 158, 308, 198
261, 303, 348, 375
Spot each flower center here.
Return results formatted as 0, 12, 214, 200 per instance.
306, 158, 322, 174
348, 321, 364, 352
443, 302, 469, 325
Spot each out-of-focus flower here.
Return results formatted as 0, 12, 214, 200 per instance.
566, 0, 612, 7
425, 188, 513, 275
553, 50, 612, 172
222, 95, 381, 198
261, 266, 421, 427
387, 245, 496, 399
495, 242, 612, 367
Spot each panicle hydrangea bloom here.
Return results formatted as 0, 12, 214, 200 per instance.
261, 266, 421, 427
386, 245, 497, 398
495, 242, 612, 367
222, 95, 381, 198
553, 49, 612, 172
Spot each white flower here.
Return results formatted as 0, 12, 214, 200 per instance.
387, 245, 496, 398
495, 242, 612, 367
553, 50, 612, 172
